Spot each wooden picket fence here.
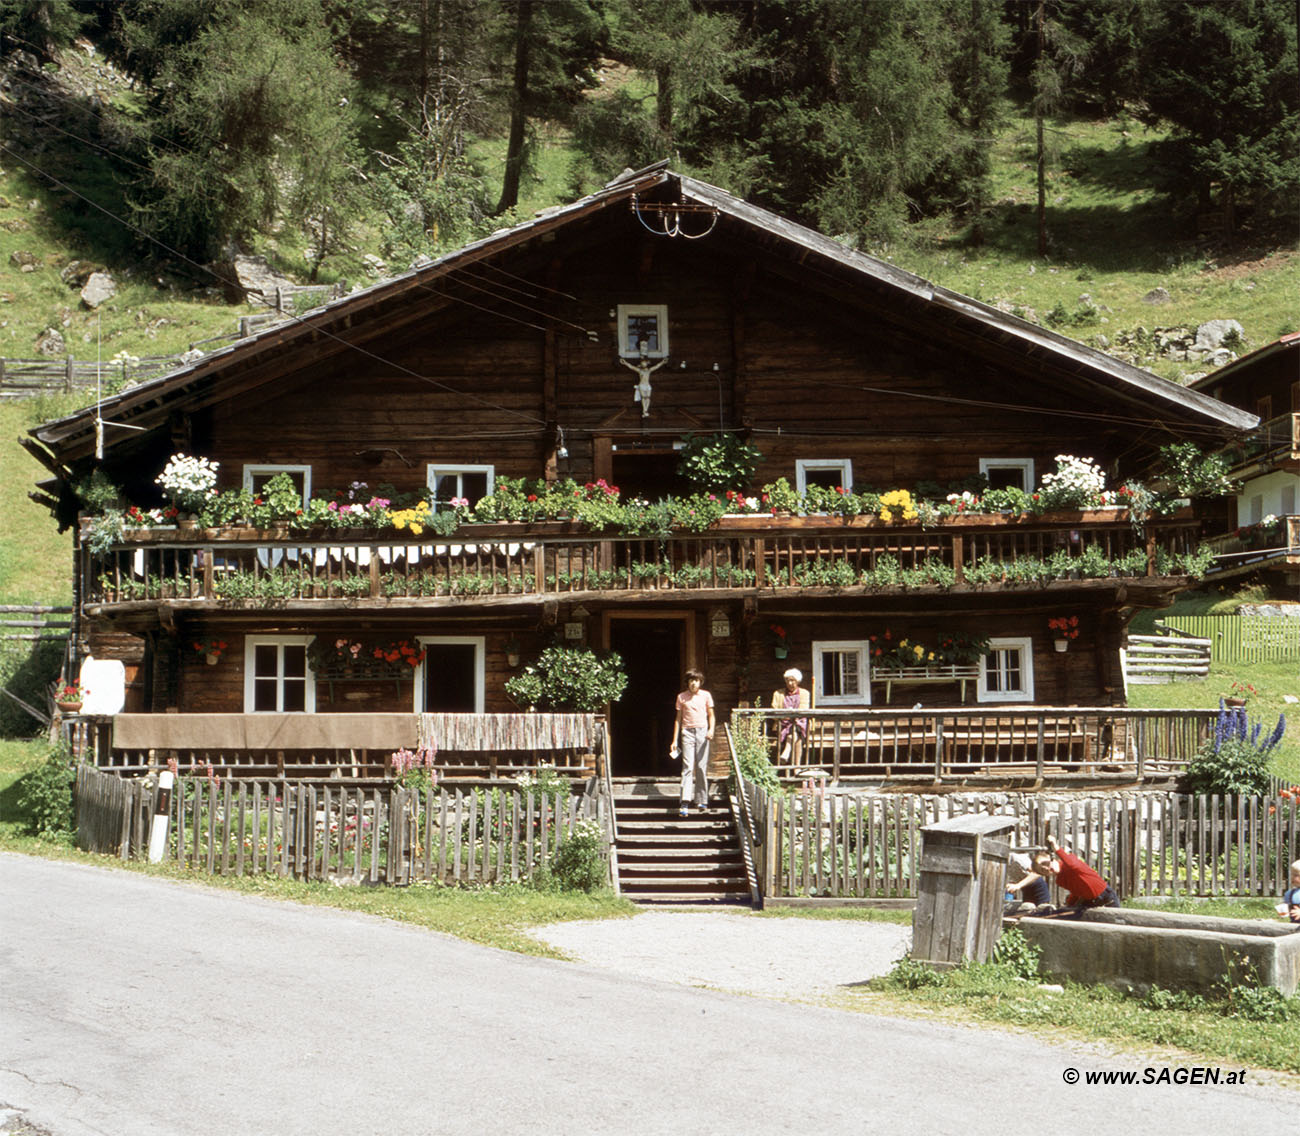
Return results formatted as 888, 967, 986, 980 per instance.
1159, 615, 1300, 664
735, 781, 1300, 902
75, 765, 612, 887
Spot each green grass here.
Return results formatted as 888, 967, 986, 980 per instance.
908, 111, 1300, 379
1126, 660, 1299, 784
853, 938, 1300, 1076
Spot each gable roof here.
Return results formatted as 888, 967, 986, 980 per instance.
1188, 331, 1300, 393
33, 163, 1257, 460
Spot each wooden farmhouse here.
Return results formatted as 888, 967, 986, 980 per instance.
29, 163, 1257, 793
1191, 332, 1300, 589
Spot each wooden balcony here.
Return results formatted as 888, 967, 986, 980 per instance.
1203, 514, 1300, 582
81, 512, 1203, 612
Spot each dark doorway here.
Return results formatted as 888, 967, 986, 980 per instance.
423, 642, 478, 711
608, 617, 685, 778
611, 443, 690, 500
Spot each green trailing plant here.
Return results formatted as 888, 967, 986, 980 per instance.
761, 477, 800, 513
1156, 442, 1238, 505
73, 469, 123, 515
676, 432, 762, 494
83, 510, 126, 555
504, 646, 628, 712
729, 700, 781, 793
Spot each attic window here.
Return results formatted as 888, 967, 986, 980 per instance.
617, 304, 669, 358
796, 459, 852, 494
979, 458, 1034, 492
244, 464, 311, 501
427, 464, 494, 511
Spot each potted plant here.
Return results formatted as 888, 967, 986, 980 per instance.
155, 453, 219, 523
1048, 615, 1080, 652
504, 645, 628, 711
55, 682, 84, 713
1223, 680, 1257, 708
769, 622, 789, 659
189, 636, 229, 666
676, 432, 762, 495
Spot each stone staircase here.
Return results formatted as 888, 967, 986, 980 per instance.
612, 780, 751, 904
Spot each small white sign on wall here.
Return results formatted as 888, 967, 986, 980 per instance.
564, 622, 584, 640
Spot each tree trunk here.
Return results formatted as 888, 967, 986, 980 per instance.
495, 0, 533, 216
656, 64, 674, 153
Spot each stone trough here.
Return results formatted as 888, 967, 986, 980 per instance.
1018, 908, 1300, 996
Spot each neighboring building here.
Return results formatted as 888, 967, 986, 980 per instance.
27, 163, 1255, 782
1191, 332, 1300, 588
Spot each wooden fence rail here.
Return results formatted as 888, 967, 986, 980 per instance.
75, 765, 609, 887
1124, 632, 1212, 684
736, 781, 1300, 902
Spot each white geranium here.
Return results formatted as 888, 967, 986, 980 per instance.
155, 453, 219, 512
1038, 454, 1107, 510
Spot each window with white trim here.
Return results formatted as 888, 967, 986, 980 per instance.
812, 641, 870, 706
796, 459, 853, 494
243, 464, 312, 501
979, 458, 1034, 492
617, 304, 669, 358
426, 465, 494, 511
417, 636, 485, 713
977, 637, 1034, 704
244, 636, 314, 713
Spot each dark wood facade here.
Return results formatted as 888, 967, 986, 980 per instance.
33, 166, 1256, 780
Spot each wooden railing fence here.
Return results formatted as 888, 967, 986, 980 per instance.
732, 781, 1300, 902
75, 765, 609, 887
1157, 615, 1300, 664
1124, 629, 1212, 683
0, 604, 72, 642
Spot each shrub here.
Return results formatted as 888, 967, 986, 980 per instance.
17, 745, 76, 839
541, 819, 608, 892
991, 928, 1041, 980
729, 702, 780, 793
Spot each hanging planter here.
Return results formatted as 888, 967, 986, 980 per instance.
774, 645, 789, 660
1054, 638, 1069, 653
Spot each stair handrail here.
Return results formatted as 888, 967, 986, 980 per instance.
597, 718, 621, 895
724, 723, 762, 906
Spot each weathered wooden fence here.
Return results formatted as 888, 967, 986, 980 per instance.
737, 781, 1300, 902
75, 765, 611, 887
1159, 615, 1300, 664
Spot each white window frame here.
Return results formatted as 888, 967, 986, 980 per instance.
243, 635, 315, 714
617, 303, 669, 358
812, 640, 871, 706
796, 459, 853, 495
977, 636, 1035, 704
979, 458, 1034, 492
242, 464, 312, 501
415, 636, 486, 713
426, 464, 495, 511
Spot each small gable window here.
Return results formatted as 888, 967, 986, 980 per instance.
617, 304, 669, 358
979, 458, 1034, 492
427, 464, 494, 511
243, 464, 311, 501
796, 459, 852, 494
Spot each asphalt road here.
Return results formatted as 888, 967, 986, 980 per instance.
1, 853, 1295, 1136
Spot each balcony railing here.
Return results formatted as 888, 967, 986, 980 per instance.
732, 706, 1218, 783
1203, 514, 1300, 576
82, 514, 1203, 607
1226, 412, 1300, 475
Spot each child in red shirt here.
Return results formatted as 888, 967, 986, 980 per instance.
1032, 834, 1119, 912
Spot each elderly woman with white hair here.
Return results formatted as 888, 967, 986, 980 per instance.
770, 667, 811, 764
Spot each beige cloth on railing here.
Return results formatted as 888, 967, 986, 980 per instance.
112, 713, 417, 751
417, 712, 596, 752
